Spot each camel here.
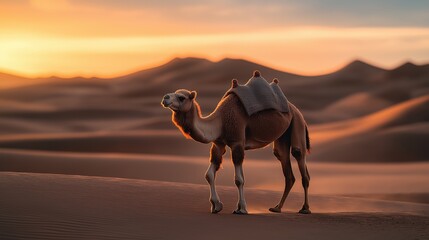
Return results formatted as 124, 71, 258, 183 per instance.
161, 71, 311, 214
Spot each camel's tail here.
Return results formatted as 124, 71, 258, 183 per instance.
305, 125, 311, 153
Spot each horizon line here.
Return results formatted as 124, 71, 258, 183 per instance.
0, 56, 427, 79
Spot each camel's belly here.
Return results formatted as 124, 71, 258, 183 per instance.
245, 110, 290, 145
244, 139, 271, 150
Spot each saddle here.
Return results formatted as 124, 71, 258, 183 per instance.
223, 71, 289, 116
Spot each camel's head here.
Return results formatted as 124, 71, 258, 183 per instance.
161, 89, 197, 113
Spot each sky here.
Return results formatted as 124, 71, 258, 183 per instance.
1, 0, 429, 77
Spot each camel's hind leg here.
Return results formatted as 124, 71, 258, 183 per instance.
269, 135, 295, 213
289, 105, 311, 214
292, 148, 311, 214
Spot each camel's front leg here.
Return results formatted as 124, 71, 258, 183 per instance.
232, 145, 248, 214
205, 143, 225, 213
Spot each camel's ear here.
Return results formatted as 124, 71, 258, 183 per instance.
231, 79, 238, 88
189, 91, 197, 100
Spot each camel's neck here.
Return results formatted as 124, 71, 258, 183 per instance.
173, 101, 222, 144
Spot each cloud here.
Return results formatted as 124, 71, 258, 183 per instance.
2, 0, 428, 38
67, 0, 429, 27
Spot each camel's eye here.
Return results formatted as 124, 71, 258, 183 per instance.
178, 96, 186, 102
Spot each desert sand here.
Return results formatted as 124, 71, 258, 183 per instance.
1, 172, 428, 240
0, 58, 428, 239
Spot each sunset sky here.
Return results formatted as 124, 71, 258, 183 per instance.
1, 0, 429, 77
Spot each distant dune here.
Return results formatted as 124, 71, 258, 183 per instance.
0, 57, 427, 164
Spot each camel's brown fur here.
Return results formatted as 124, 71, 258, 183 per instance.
161, 72, 311, 214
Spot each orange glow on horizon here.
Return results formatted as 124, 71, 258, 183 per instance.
1, 1, 428, 78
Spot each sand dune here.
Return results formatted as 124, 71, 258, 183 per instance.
312, 122, 429, 162
386, 62, 429, 80
0, 99, 56, 112
0, 95, 426, 162
321, 60, 386, 83
2, 57, 427, 111
312, 95, 429, 141
306, 92, 393, 122
0, 57, 427, 162
0, 130, 211, 156
0, 172, 428, 240
310, 79, 429, 123
1, 148, 429, 195
309, 96, 429, 162
0, 72, 54, 89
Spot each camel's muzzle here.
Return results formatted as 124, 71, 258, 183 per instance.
161, 99, 172, 108
161, 95, 172, 108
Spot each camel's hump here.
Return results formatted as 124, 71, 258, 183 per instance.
224, 72, 289, 116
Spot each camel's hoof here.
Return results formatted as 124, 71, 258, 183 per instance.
232, 209, 248, 215
298, 208, 311, 214
210, 201, 223, 214
269, 207, 281, 213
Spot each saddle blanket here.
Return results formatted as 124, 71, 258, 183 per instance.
224, 73, 289, 116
